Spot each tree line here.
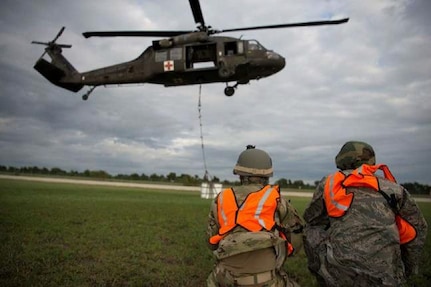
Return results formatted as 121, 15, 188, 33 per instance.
1, 165, 430, 195
0, 165, 231, 186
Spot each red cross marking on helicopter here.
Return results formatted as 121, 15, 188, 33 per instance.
164, 60, 174, 71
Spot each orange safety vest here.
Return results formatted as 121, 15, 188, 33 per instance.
324, 164, 417, 244
209, 185, 280, 245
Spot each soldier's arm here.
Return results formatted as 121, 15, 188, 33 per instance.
303, 178, 330, 228
278, 197, 305, 234
302, 178, 330, 275
398, 188, 428, 277
206, 200, 219, 251
276, 195, 305, 256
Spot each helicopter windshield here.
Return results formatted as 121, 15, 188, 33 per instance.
247, 40, 266, 51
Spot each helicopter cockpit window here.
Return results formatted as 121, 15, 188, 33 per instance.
247, 40, 264, 51
155, 51, 168, 62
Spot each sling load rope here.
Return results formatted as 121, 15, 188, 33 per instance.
198, 84, 211, 182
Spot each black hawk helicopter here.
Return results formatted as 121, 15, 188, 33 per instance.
32, 0, 348, 100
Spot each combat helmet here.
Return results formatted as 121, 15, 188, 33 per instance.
233, 145, 273, 177
335, 141, 376, 170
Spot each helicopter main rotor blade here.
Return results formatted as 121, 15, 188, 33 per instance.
217, 18, 349, 34
189, 0, 205, 27
82, 30, 193, 38
57, 44, 72, 48
82, 18, 349, 38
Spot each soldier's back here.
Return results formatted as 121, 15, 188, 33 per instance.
325, 185, 405, 286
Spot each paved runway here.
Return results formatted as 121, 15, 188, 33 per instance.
1, 174, 430, 202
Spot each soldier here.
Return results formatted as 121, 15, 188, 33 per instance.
206, 145, 304, 287
303, 141, 428, 286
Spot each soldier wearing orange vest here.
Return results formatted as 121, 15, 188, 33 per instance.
206, 145, 304, 287
303, 141, 428, 286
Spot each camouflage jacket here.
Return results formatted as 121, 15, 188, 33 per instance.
303, 170, 428, 286
207, 184, 304, 271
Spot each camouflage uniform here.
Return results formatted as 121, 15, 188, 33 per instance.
303, 141, 428, 286
207, 184, 304, 287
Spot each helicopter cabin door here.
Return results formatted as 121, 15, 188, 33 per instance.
185, 43, 217, 70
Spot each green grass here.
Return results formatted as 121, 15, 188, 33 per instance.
0, 179, 430, 286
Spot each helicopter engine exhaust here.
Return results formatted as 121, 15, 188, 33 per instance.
153, 32, 209, 49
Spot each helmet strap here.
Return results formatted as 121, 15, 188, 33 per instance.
240, 176, 269, 185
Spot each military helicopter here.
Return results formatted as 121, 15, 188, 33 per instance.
32, 0, 348, 100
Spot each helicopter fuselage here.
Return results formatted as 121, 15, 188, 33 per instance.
74, 35, 285, 88
32, 0, 347, 99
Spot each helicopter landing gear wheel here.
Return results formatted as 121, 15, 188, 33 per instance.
82, 86, 96, 101
224, 86, 235, 97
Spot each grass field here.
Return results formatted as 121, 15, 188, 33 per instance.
1, 179, 430, 286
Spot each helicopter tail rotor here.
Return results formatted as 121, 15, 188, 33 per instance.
32, 27, 83, 93
32, 26, 72, 59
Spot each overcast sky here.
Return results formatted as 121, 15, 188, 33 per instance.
0, 0, 430, 185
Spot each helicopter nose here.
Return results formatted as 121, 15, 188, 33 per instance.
248, 51, 286, 79
266, 51, 285, 72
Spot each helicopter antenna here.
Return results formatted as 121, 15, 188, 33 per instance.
198, 84, 211, 183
